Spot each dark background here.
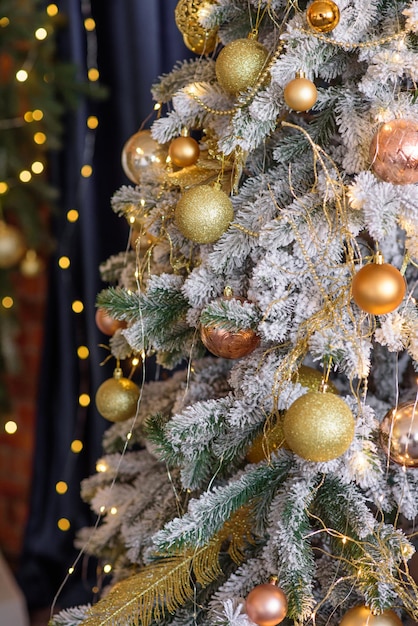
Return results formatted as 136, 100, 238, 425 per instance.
17, 0, 188, 611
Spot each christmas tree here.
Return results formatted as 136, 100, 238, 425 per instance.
52, 1, 418, 625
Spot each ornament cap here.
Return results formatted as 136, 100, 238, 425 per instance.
375, 251, 384, 265
180, 127, 190, 137
224, 285, 233, 297
267, 575, 278, 585
113, 367, 123, 380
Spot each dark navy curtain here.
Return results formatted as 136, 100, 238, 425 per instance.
18, 0, 187, 611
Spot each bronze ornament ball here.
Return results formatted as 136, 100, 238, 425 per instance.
174, 184, 234, 243
0, 221, 26, 268
306, 0, 340, 33
95, 308, 127, 336
283, 391, 355, 462
245, 582, 288, 626
95, 368, 140, 423
380, 402, 418, 467
351, 262, 406, 315
283, 76, 318, 111
168, 135, 200, 168
215, 38, 269, 96
369, 118, 418, 185
339, 606, 403, 626
200, 324, 260, 359
121, 130, 167, 184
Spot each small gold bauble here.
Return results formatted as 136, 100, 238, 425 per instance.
283, 76, 318, 112
246, 421, 286, 464
0, 221, 26, 268
215, 38, 269, 96
169, 136, 200, 168
340, 606, 403, 626
351, 262, 406, 315
245, 582, 288, 626
283, 391, 355, 462
175, 0, 218, 55
121, 130, 167, 184
306, 0, 340, 33
175, 184, 234, 243
20, 249, 43, 277
95, 368, 140, 422
380, 402, 418, 467
369, 118, 418, 185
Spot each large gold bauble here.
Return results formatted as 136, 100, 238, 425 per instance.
95, 368, 140, 423
168, 135, 200, 168
306, 0, 340, 33
245, 582, 288, 626
283, 76, 318, 112
215, 38, 269, 96
283, 391, 355, 462
369, 118, 418, 185
340, 606, 402, 626
175, 0, 218, 55
121, 130, 167, 184
175, 184, 234, 243
0, 221, 25, 268
380, 402, 418, 467
351, 262, 406, 315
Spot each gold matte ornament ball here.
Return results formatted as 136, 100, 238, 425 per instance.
283, 391, 355, 462
215, 38, 269, 96
245, 582, 288, 626
351, 262, 406, 315
283, 76, 318, 111
369, 118, 418, 185
0, 221, 26, 268
169, 135, 200, 168
307, 0, 340, 33
380, 402, 418, 467
175, 184, 234, 243
121, 130, 167, 184
95, 368, 140, 423
340, 606, 403, 626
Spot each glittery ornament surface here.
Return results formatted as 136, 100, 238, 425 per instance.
340, 606, 403, 626
294, 364, 338, 393
369, 118, 418, 185
283, 77, 318, 111
351, 262, 406, 315
175, 184, 234, 243
245, 583, 288, 626
380, 402, 418, 467
95, 373, 140, 422
306, 0, 340, 32
215, 38, 269, 95
121, 130, 167, 184
283, 391, 355, 462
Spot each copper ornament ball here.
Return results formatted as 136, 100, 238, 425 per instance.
215, 38, 269, 96
306, 0, 340, 33
351, 263, 406, 315
121, 130, 167, 184
380, 402, 418, 467
245, 583, 288, 626
283, 391, 355, 462
339, 606, 403, 626
169, 136, 200, 168
200, 324, 260, 359
95, 308, 127, 336
369, 118, 418, 185
95, 369, 140, 423
283, 76, 318, 112
175, 184, 234, 244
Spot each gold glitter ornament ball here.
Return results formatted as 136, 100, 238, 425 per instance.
380, 402, 418, 467
294, 364, 338, 393
351, 262, 406, 315
283, 76, 318, 111
246, 421, 286, 464
306, 0, 340, 33
168, 135, 200, 168
95, 368, 140, 423
283, 391, 355, 462
0, 221, 25, 268
215, 38, 269, 96
175, 0, 218, 55
369, 118, 418, 185
340, 606, 402, 626
121, 130, 167, 184
175, 184, 234, 243
245, 582, 288, 626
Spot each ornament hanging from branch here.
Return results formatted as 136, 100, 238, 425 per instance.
0, 221, 26, 269
306, 0, 340, 33
175, 0, 218, 55
168, 129, 200, 168
369, 119, 418, 185
351, 253, 406, 315
380, 402, 418, 467
121, 129, 168, 184
339, 605, 403, 626
245, 578, 288, 626
215, 36, 269, 96
283, 73, 318, 112
174, 183, 233, 243
95, 367, 140, 423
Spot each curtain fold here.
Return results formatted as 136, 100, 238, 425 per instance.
18, 0, 187, 610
